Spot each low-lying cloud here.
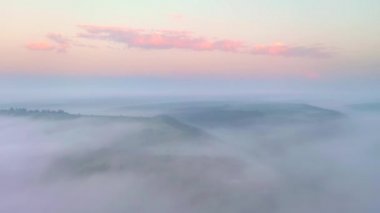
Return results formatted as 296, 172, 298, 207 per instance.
0, 102, 379, 213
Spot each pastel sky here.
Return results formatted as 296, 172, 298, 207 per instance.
1, 0, 380, 83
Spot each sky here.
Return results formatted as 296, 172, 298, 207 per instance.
1, 0, 380, 98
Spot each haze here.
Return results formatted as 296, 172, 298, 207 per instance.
1, 1, 379, 213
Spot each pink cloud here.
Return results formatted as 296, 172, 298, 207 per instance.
46, 33, 71, 52
26, 41, 56, 51
78, 25, 328, 58
78, 25, 245, 53
251, 43, 329, 58
26, 33, 71, 52
26, 25, 329, 58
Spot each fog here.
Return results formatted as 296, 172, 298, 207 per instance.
0, 99, 379, 213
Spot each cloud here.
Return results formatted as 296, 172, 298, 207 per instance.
251, 43, 329, 58
78, 25, 329, 58
26, 25, 329, 58
78, 25, 244, 52
26, 33, 71, 52
0, 103, 379, 212
46, 33, 71, 52
26, 41, 56, 51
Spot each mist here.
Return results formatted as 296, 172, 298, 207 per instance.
3, 0, 380, 211
1, 75, 380, 104
0, 98, 379, 213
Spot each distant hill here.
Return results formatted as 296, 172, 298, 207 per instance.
165, 103, 344, 128
0, 108, 212, 143
349, 102, 380, 112
0, 108, 79, 119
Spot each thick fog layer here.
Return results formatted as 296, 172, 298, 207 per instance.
0, 101, 379, 213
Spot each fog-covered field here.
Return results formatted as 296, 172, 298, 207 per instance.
0, 98, 379, 213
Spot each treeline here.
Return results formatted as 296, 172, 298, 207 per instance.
0, 108, 79, 119
1, 108, 66, 114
